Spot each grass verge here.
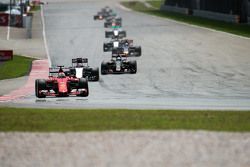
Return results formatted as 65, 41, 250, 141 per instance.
0, 107, 250, 132
147, 0, 164, 8
0, 55, 34, 80
121, 1, 250, 38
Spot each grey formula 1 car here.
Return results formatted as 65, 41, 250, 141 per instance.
69, 58, 99, 81
101, 55, 137, 74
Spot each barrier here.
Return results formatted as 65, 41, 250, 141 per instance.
0, 50, 13, 61
23, 14, 33, 38
160, 4, 241, 23
160, 5, 189, 15
193, 9, 240, 23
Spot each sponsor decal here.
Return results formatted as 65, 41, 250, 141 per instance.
0, 50, 13, 61
0, 13, 9, 26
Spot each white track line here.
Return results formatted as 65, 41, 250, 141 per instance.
7, 13, 10, 40
6, 26, 10, 40
118, 3, 250, 40
41, 5, 52, 67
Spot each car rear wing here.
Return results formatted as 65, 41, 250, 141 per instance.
112, 47, 141, 57
121, 39, 133, 45
49, 67, 71, 76
112, 48, 128, 57
112, 47, 127, 55
105, 30, 126, 39
72, 58, 88, 63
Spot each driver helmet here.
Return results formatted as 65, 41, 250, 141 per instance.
116, 56, 122, 61
58, 72, 66, 78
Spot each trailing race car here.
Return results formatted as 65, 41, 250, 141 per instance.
104, 20, 122, 28
35, 66, 89, 98
103, 39, 133, 52
94, 7, 116, 20
69, 58, 99, 81
93, 13, 105, 20
105, 16, 122, 23
104, 16, 122, 27
101, 55, 137, 74
112, 44, 142, 57
105, 29, 126, 39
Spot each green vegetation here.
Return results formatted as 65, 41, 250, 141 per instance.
0, 55, 34, 80
0, 107, 250, 132
121, 1, 250, 38
147, 0, 164, 8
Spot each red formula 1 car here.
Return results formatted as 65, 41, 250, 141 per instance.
35, 66, 89, 98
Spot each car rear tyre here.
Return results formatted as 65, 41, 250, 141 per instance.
92, 67, 99, 81
136, 46, 141, 56
103, 43, 108, 52
129, 60, 137, 74
105, 31, 108, 38
101, 62, 108, 75
35, 79, 46, 98
78, 78, 89, 97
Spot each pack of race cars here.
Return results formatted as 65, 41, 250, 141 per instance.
35, 6, 142, 98
97, 6, 142, 75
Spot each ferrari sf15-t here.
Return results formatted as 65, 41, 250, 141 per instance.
35, 66, 89, 98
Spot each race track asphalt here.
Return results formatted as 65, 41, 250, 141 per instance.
1, 0, 250, 110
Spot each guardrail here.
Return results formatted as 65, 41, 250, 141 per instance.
160, 5, 189, 15
23, 13, 33, 38
160, 5, 241, 24
193, 10, 239, 23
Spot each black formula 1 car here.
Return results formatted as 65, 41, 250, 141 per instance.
94, 7, 116, 20
103, 39, 133, 52
101, 55, 137, 74
35, 66, 89, 98
69, 58, 99, 81
105, 16, 122, 23
112, 44, 142, 57
105, 29, 126, 39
